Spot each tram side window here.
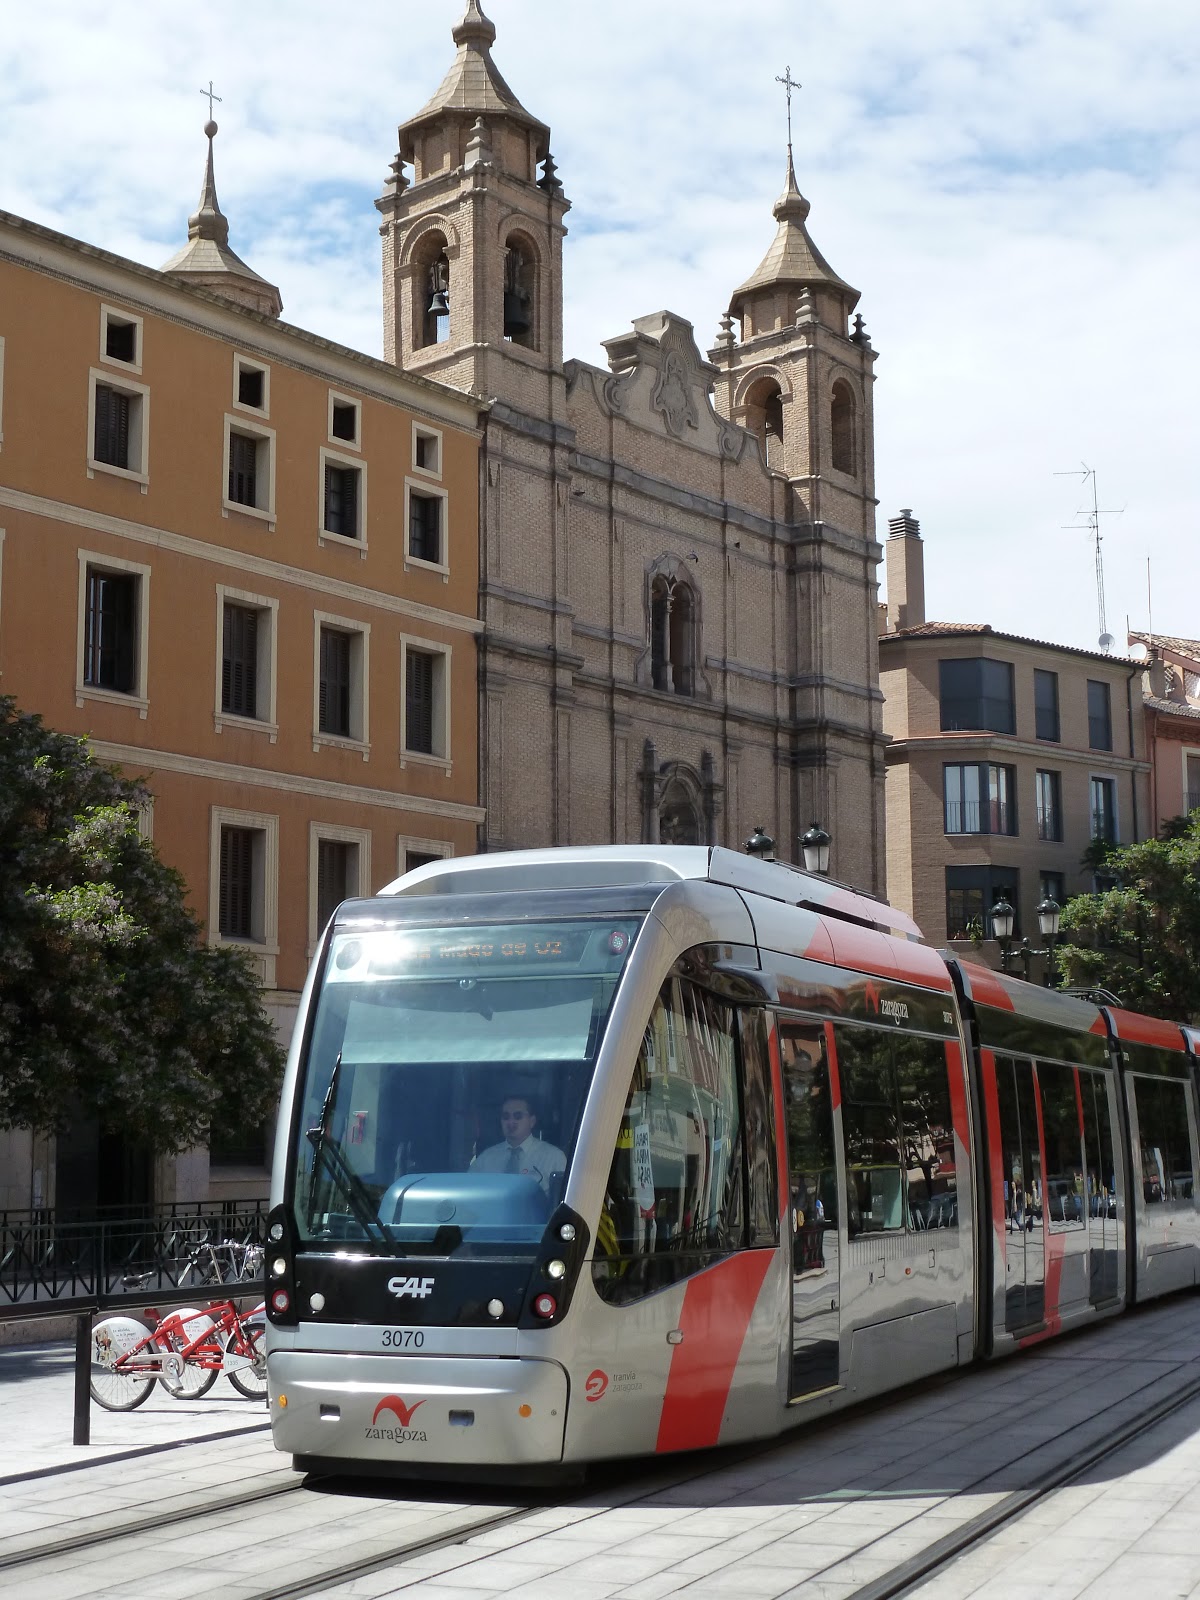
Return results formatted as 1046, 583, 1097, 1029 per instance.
780, 1022, 838, 1273
1038, 1062, 1086, 1231
740, 1010, 780, 1248
895, 1036, 958, 1230
1080, 1069, 1118, 1218
593, 977, 745, 1304
1132, 1076, 1193, 1206
836, 1026, 904, 1234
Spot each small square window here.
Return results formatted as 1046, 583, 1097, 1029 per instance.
331, 402, 358, 443
238, 367, 264, 409
414, 428, 441, 474
105, 319, 136, 364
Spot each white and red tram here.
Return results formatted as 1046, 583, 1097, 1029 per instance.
264, 847, 1200, 1473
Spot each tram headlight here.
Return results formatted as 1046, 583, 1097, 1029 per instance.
271, 1256, 288, 1277
545, 1258, 567, 1280
558, 1223, 576, 1243
532, 1292, 557, 1319
268, 1221, 284, 1242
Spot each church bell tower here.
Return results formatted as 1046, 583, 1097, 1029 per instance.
376, 1, 570, 420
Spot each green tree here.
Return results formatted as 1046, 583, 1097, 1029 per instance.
0, 697, 285, 1149
1056, 812, 1200, 1022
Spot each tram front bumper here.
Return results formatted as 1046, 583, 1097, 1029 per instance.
268, 1351, 569, 1467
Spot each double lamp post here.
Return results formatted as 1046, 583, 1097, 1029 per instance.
991, 894, 1062, 987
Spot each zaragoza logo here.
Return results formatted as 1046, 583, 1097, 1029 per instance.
365, 1394, 428, 1443
372, 1395, 425, 1427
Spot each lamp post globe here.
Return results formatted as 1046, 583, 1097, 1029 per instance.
991, 896, 1015, 943
801, 822, 831, 875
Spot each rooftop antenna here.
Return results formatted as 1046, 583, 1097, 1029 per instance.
1055, 462, 1123, 652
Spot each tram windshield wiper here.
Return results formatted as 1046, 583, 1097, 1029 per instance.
306, 1052, 396, 1248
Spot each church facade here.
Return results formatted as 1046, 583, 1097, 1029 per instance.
377, 3, 888, 890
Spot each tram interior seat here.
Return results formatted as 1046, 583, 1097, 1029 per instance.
379, 1170, 551, 1243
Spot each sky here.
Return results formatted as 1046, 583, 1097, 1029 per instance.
2, 1, 1196, 655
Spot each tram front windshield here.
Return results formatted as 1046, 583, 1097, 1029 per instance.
291, 916, 641, 1257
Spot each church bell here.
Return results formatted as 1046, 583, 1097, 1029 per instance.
503, 288, 531, 336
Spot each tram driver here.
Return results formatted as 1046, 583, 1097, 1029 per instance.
471, 1094, 567, 1196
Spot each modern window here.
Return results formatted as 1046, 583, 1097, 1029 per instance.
233, 355, 269, 415
223, 416, 275, 522
1035, 769, 1063, 841
322, 454, 363, 541
84, 568, 137, 692
939, 657, 1016, 734
77, 552, 150, 710
100, 305, 142, 371
407, 486, 445, 567
209, 807, 279, 984
329, 395, 360, 446
412, 423, 441, 476
88, 370, 149, 483
650, 574, 696, 696
1090, 776, 1117, 843
1034, 669, 1060, 742
401, 637, 450, 761
215, 586, 278, 736
309, 823, 371, 949
944, 762, 1016, 835
314, 614, 369, 749
1087, 679, 1113, 751
830, 379, 855, 474
1040, 870, 1066, 906
945, 865, 1019, 941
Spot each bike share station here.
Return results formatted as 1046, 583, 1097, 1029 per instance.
0, 1202, 267, 1443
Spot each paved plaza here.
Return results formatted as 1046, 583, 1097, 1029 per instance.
3, 1298, 1200, 1597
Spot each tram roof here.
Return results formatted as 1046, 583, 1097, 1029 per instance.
380, 845, 923, 941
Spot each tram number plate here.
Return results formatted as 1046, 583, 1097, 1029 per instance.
381, 1328, 426, 1349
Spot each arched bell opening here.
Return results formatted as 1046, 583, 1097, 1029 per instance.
502, 234, 537, 349
831, 378, 856, 474
650, 574, 696, 696
743, 375, 786, 470
412, 231, 451, 349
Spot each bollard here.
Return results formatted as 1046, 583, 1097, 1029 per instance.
73, 1311, 91, 1446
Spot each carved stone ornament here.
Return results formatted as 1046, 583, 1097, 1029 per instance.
651, 351, 699, 437
718, 422, 744, 462
602, 370, 634, 415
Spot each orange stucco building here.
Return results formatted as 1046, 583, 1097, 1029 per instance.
0, 135, 484, 1211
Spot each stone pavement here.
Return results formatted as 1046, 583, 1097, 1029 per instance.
4, 1298, 1200, 1598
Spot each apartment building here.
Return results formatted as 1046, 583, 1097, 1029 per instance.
879, 513, 1150, 961
1128, 631, 1200, 835
0, 131, 483, 1210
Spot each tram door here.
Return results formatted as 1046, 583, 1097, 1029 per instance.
780, 1020, 842, 1397
994, 1055, 1045, 1331
1080, 1069, 1120, 1304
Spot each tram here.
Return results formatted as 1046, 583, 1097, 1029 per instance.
264, 846, 1200, 1474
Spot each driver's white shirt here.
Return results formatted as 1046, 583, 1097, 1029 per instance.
471, 1134, 567, 1192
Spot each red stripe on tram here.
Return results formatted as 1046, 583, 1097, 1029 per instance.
655, 1251, 773, 1454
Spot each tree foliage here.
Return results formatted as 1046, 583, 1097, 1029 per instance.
0, 697, 285, 1150
1057, 812, 1200, 1022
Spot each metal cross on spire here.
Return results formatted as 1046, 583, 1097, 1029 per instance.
199, 80, 222, 121
775, 65, 801, 155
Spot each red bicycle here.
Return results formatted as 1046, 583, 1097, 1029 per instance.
90, 1298, 266, 1411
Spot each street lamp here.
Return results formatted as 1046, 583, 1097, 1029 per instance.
745, 826, 775, 860
801, 822, 831, 875
992, 895, 1061, 986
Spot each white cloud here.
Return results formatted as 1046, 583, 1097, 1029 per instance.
2, 0, 1196, 650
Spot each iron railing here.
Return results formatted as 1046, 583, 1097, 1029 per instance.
0, 1198, 268, 1316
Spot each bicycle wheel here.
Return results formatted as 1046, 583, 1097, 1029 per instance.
224, 1322, 268, 1400
90, 1316, 157, 1412
157, 1308, 221, 1399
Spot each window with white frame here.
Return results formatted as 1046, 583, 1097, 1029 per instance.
223, 415, 275, 522
215, 585, 278, 735
412, 422, 441, 477
76, 551, 151, 713
100, 305, 143, 372
397, 835, 453, 878
314, 613, 370, 751
1090, 776, 1118, 843
405, 479, 448, 570
320, 448, 366, 544
233, 354, 269, 415
329, 393, 360, 448
401, 636, 450, 762
309, 822, 372, 949
210, 806, 279, 985
88, 368, 149, 484
0, 334, 7, 452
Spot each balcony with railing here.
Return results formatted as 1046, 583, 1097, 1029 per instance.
946, 799, 1014, 836
1188, 788, 1200, 815
1036, 804, 1062, 842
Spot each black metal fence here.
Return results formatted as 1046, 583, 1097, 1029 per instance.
0, 1198, 269, 1316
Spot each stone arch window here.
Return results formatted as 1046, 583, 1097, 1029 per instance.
831, 379, 856, 474
658, 779, 702, 845
413, 231, 451, 349
503, 233, 537, 348
650, 573, 696, 695
743, 375, 785, 469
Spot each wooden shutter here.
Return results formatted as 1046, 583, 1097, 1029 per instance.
406, 650, 435, 754
229, 433, 258, 506
319, 629, 352, 737
324, 465, 359, 538
317, 839, 352, 931
222, 605, 258, 717
94, 385, 131, 469
409, 494, 440, 563
219, 826, 255, 939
